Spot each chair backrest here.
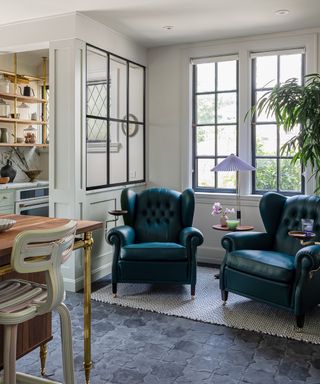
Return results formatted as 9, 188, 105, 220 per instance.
121, 188, 195, 243
260, 192, 320, 255
11, 220, 77, 314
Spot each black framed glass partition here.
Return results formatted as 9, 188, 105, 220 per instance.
86, 44, 146, 190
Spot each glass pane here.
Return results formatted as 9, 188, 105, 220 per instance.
280, 159, 301, 192
280, 125, 300, 156
110, 56, 127, 120
86, 47, 107, 117
86, 119, 107, 188
196, 94, 215, 124
196, 63, 215, 93
280, 54, 302, 84
256, 124, 277, 156
129, 123, 144, 181
255, 55, 277, 89
216, 158, 236, 188
196, 126, 215, 156
217, 60, 237, 91
255, 159, 277, 190
109, 121, 127, 184
217, 125, 236, 156
129, 63, 144, 122
255, 91, 275, 122
87, 117, 107, 141
217, 92, 237, 123
197, 159, 215, 188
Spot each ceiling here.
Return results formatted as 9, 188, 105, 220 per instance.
1, 0, 320, 47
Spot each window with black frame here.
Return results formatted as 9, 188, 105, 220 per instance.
192, 56, 238, 192
86, 45, 145, 190
251, 50, 305, 195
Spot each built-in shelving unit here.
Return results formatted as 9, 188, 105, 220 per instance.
0, 53, 48, 148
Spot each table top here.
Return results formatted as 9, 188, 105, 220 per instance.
0, 214, 103, 262
212, 224, 254, 232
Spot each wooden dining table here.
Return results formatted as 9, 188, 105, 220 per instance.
0, 214, 103, 384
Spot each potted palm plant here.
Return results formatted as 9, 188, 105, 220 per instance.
249, 73, 320, 192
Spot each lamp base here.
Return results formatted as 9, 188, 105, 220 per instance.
237, 210, 241, 223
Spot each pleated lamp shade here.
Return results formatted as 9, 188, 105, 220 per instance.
211, 154, 255, 172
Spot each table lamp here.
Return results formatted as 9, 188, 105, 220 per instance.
211, 154, 255, 223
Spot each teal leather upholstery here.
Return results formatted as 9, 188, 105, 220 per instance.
107, 188, 204, 296
220, 192, 320, 328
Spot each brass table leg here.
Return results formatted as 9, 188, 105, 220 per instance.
83, 231, 93, 384
40, 343, 48, 376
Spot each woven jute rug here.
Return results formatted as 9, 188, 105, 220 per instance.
91, 267, 320, 344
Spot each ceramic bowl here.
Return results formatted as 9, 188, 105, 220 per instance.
0, 176, 10, 184
16, 137, 24, 143
226, 219, 240, 230
0, 219, 16, 232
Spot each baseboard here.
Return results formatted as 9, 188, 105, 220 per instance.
64, 262, 112, 292
197, 246, 224, 265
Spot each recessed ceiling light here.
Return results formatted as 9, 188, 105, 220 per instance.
275, 9, 290, 16
162, 25, 174, 30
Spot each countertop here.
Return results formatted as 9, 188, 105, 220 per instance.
0, 180, 49, 190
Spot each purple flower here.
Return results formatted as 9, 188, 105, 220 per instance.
212, 202, 234, 216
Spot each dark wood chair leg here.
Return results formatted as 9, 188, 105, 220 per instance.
296, 314, 305, 328
191, 284, 196, 299
112, 283, 117, 298
221, 290, 228, 304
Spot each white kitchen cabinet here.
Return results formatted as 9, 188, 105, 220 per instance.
0, 190, 14, 214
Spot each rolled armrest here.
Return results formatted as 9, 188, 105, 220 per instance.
221, 232, 274, 252
107, 225, 135, 246
295, 245, 320, 272
180, 227, 204, 247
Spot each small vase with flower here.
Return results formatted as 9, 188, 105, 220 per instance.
212, 202, 235, 227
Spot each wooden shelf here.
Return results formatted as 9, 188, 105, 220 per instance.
0, 117, 47, 125
0, 69, 43, 82
0, 91, 46, 104
0, 143, 48, 148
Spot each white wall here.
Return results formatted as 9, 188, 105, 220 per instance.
147, 29, 319, 264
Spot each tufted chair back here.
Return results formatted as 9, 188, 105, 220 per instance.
260, 192, 320, 255
121, 188, 195, 243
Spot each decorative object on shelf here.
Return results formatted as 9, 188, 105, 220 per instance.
0, 159, 17, 182
24, 125, 37, 144
16, 137, 24, 143
248, 74, 320, 193
10, 113, 20, 119
226, 219, 240, 230
211, 202, 235, 227
0, 128, 8, 143
121, 113, 139, 137
0, 218, 16, 232
17, 85, 35, 97
17, 102, 30, 120
31, 112, 37, 121
211, 154, 255, 223
0, 75, 10, 93
0, 98, 10, 117
24, 169, 42, 182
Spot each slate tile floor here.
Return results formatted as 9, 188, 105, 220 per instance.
16, 277, 320, 384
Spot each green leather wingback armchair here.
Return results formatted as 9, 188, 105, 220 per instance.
107, 188, 204, 297
220, 192, 320, 328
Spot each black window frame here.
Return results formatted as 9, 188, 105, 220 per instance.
86, 43, 146, 191
251, 51, 305, 196
192, 58, 239, 193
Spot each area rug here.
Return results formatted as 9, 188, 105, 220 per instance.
91, 267, 320, 344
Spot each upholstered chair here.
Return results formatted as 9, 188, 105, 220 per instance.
0, 221, 77, 384
107, 188, 204, 297
220, 192, 320, 328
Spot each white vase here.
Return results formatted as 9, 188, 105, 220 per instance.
220, 215, 228, 227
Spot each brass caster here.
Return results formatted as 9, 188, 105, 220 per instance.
223, 301, 227, 306
113, 293, 117, 298
191, 295, 196, 300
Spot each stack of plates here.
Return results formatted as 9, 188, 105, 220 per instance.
0, 219, 16, 232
